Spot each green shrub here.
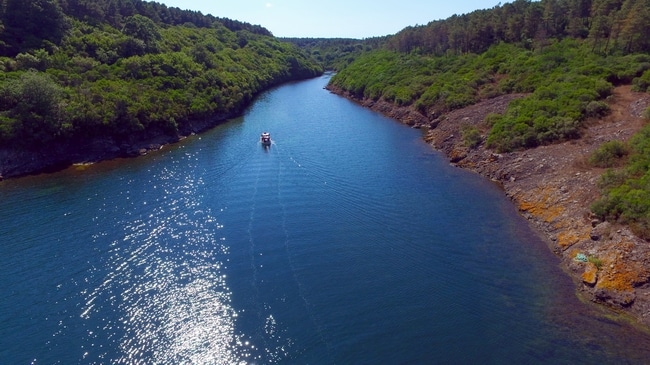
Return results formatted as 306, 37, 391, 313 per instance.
588, 256, 603, 269
0, 115, 18, 142
585, 101, 610, 118
486, 73, 611, 152
591, 125, 650, 238
479, 84, 501, 99
631, 70, 650, 92
591, 196, 622, 221
461, 124, 482, 148
589, 140, 629, 167
484, 113, 502, 128
597, 168, 628, 190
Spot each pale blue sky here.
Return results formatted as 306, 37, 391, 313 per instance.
156, 0, 503, 39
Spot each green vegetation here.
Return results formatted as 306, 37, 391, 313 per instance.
0, 0, 322, 149
330, 0, 650, 152
589, 140, 629, 168
591, 123, 650, 239
326, 0, 650, 240
588, 256, 604, 270
460, 124, 482, 148
385, 0, 650, 56
331, 40, 647, 152
632, 69, 650, 92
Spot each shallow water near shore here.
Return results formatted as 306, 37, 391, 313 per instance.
2, 73, 650, 364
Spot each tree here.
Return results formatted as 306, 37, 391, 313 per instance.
588, 0, 624, 53
543, 0, 568, 37
618, 0, 650, 52
0, 72, 67, 145
122, 14, 161, 52
0, 0, 69, 56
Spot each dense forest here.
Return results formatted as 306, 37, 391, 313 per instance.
386, 0, 650, 56
328, 0, 650, 238
0, 0, 322, 149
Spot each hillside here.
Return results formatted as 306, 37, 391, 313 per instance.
0, 0, 322, 178
323, 0, 650, 326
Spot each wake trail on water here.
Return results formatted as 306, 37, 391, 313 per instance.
244, 152, 272, 354
270, 141, 396, 230
272, 145, 335, 362
241, 142, 332, 362
208, 141, 259, 187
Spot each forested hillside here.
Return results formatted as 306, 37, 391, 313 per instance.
328, 0, 650, 238
282, 37, 387, 71
386, 0, 650, 55
0, 0, 322, 151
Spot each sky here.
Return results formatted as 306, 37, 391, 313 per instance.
155, 0, 503, 39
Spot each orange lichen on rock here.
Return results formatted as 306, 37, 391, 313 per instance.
515, 187, 564, 223
556, 223, 592, 248
449, 148, 467, 163
557, 230, 586, 248
597, 268, 636, 292
596, 243, 648, 292
582, 262, 598, 286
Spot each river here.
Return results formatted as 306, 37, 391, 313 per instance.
1, 73, 650, 364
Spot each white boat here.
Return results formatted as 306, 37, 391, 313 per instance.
260, 132, 271, 146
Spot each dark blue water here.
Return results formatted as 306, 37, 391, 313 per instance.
2, 74, 650, 364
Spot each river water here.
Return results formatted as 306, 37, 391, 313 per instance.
1, 73, 650, 364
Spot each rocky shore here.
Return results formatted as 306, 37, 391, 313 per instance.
0, 114, 234, 180
328, 84, 650, 328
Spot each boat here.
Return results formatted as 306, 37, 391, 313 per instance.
260, 132, 271, 146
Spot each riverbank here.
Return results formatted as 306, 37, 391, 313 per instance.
327, 84, 650, 328
0, 113, 236, 180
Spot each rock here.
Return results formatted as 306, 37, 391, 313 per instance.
449, 148, 467, 163
582, 262, 598, 286
595, 288, 636, 307
591, 221, 611, 241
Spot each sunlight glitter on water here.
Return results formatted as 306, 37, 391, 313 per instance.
77, 171, 256, 364
81, 226, 253, 363
116, 277, 243, 364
